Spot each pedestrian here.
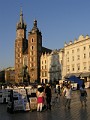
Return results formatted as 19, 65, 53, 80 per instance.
57, 85, 61, 96
80, 84, 87, 107
45, 84, 52, 110
36, 85, 45, 112
63, 84, 72, 109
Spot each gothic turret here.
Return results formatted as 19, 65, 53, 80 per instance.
29, 19, 41, 35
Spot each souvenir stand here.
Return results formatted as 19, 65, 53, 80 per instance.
25, 86, 37, 111
7, 88, 30, 113
0, 89, 11, 103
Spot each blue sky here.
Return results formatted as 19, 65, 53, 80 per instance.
1, 0, 90, 69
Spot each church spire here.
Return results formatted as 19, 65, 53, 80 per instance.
16, 8, 27, 30
20, 8, 23, 26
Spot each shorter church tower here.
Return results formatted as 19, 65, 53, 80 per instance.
28, 20, 42, 83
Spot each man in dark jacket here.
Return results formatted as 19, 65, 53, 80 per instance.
45, 84, 52, 110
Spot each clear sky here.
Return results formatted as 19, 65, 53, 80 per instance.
1, 0, 90, 70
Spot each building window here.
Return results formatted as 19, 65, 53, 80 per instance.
18, 54, 20, 57
77, 64, 80, 71
72, 56, 74, 61
83, 53, 86, 59
45, 60, 46, 64
32, 51, 33, 55
32, 63, 33, 67
72, 67, 74, 71
77, 48, 80, 52
67, 51, 69, 54
67, 57, 69, 62
72, 50, 74, 53
72, 65, 74, 71
32, 74, 33, 76
77, 55, 80, 60
83, 46, 86, 50
67, 66, 70, 72
45, 71, 47, 77
42, 72, 44, 77
83, 62, 86, 70
32, 46, 33, 50
18, 59, 19, 62
42, 66, 43, 69
83, 66, 86, 70
32, 57, 33, 61
17, 48, 19, 52
31, 38, 34, 42
17, 43, 19, 47
31, 46, 34, 50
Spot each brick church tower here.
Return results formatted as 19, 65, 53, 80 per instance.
15, 9, 27, 83
28, 20, 42, 83
15, 9, 42, 83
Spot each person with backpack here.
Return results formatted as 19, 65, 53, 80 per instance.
80, 84, 87, 107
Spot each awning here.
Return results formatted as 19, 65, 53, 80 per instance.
66, 75, 84, 87
81, 72, 90, 77
64, 73, 82, 78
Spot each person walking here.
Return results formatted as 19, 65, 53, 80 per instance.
80, 84, 87, 107
63, 84, 72, 109
45, 84, 52, 110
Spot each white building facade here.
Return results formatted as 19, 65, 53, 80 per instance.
62, 35, 90, 84
40, 50, 62, 84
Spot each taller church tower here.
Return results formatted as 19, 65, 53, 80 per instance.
28, 20, 42, 83
15, 9, 27, 83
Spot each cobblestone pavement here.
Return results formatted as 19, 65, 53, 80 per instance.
0, 89, 90, 120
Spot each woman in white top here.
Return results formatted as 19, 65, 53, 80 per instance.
63, 84, 72, 109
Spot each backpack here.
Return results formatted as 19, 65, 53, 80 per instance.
81, 90, 87, 97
